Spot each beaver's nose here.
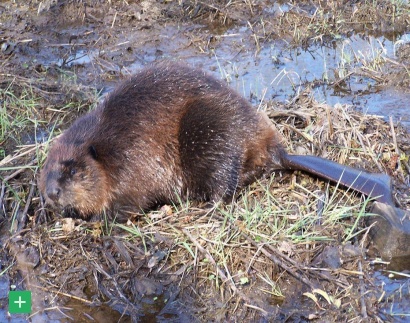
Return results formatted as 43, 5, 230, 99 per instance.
46, 186, 61, 202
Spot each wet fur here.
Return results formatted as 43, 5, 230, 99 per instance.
38, 62, 286, 219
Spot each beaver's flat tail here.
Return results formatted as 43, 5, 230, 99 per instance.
282, 154, 395, 206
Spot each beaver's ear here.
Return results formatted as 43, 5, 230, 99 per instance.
88, 145, 98, 160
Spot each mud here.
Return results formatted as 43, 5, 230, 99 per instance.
1, 0, 410, 322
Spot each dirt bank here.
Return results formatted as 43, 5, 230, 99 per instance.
1, 1, 409, 322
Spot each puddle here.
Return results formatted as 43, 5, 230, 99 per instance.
57, 49, 96, 68
60, 298, 131, 322
0, 276, 11, 322
1, 1, 409, 321
373, 271, 410, 322
65, 29, 410, 128
186, 32, 410, 128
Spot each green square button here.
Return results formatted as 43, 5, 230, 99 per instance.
9, 291, 32, 314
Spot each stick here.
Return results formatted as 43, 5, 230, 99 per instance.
182, 228, 273, 317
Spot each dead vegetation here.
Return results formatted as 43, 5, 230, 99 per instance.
1, 76, 409, 321
1, 0, 410, 322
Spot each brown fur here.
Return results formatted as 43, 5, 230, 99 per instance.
38, 62, 287, 219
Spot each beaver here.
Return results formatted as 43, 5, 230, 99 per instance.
38, 62, 394, 219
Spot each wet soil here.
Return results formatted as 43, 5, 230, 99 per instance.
1, 0, 410, 322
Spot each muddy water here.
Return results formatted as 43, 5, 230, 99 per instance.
2, 3, 410, 321
187, 32, 410, 129
64, 28, 410, 128
373, 271, 410, 323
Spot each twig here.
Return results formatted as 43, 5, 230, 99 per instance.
331, 71, 354, 88
111, 11, 117, 28
240, 232, 317, 290
87, 247, 138, 310
389, 116, 402, 175
212, 214, 341, 290
31, 284, 93, 304
0, 147, 40, 166
1, 162, 36, 216
181, 228, 274, 317
358, 259, 368, 319
19, 181, 37, 231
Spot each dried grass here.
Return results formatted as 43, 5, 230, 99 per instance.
1, 78, 409, 321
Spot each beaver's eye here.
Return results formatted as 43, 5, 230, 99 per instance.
70, 168, 76, 176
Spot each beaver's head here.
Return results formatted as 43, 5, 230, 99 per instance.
38, 137, 111, 219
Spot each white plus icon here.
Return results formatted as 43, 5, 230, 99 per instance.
14, 296, 26, 308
